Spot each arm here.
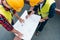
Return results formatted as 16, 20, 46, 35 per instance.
26, 7, 35, 19
28, 6, 35, 15
14, 13, 24, 23
11, 10, 23, 38
27, 3, 41, 17
55, 8, 60, 14
2, 0, 11, 9
0, 14, 22, 38
55, 8, 60, 12
48, 3, 56, 18
13, 10, 24, 23
0, 0, 2, 4
14, 13, 20, 19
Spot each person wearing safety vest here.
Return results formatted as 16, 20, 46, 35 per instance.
24, 0, 41, 18
25, 0, 56, 36
0, 0, 24, 40
31, 0, 56, 36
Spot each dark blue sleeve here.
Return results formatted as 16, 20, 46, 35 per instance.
48, 3, 56, 18
33, 5, 39, 11
33, 4, 40, 14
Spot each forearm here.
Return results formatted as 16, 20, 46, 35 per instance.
14, 13, 20, 19
14, 12, 24, 23
55, 8, 60, 14
0, 14, 14, 31
2, 0, 11, 9
0, 0, 2, 4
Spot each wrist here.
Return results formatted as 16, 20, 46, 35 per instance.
11, 29, 17, 33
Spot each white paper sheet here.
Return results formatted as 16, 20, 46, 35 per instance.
13, 10, 41, 40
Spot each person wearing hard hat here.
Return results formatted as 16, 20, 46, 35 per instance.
0, 0, 24, 40
34, 0, 56, 35
24, 0, 45, 22
24, 0, 41, 18
25, 0, 56, 36
29, 0, 41, 11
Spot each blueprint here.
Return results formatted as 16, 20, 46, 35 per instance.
13, 10, 41, 40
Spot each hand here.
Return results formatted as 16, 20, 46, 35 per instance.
14, 36, 22, 40
39, 19, 45, 22
26, 15, 30, 19
11, 29, 23, 38
19, 18, 24, 23
14, 31, 23, 39
43, 17, 49, 20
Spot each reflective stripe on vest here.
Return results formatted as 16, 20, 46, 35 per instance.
0, 5, 12, 24
38, 0, 55, 18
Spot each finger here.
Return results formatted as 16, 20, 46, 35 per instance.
19, 20, 23, 23
17, 31, 23, 36
18, 33, 23, 36
39, 19, 45, 22
26, 16, 28, 19
14, 30, 23, 36
22, 19, 24, 23
17, 34, 23, 39
14, 36, 22, 40
20, 19, 24, 23
15, 33, 23, 38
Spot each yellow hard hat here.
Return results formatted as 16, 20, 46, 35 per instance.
29, 0, 41, 6
6, 0, 24, 12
